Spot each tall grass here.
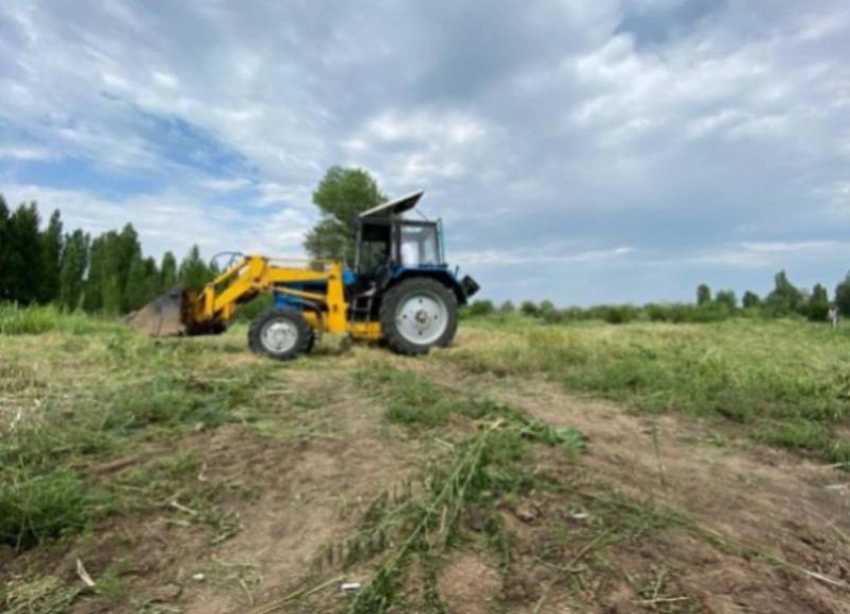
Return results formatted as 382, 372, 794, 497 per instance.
0, 470, 108, 549
0, 303, 122, 335
449, 319, 850, 464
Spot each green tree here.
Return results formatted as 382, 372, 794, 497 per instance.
539, 300, 557, 320
143, 257, 161, 302
807, 283, 829, 322
304, 166, 386, 262
124, 253, 149, 311
100, 231, 125, 314
715, 289, 737, 311
179, 245, 213, 290
7, 203, 43, 305
520, 301, 540, 317
39, 210, 63, 304
468, 299, 495, 316
499, 300, 516, 314
696, 284, 712, 305
0, 195, 11, 300
58, 230, 89, 310
764, 270, 804, 317
116, 224, 142, 312
83, 236, 105, 312
835, 272, 850, 317
742, 291, 761, 309
161, 251, 178, 290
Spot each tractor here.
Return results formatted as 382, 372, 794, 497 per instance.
128, 191, 479, 359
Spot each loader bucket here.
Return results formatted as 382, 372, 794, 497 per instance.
126, 288, 188, 337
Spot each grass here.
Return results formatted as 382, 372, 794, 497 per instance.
0, 575, 80, 614
451, 317, 850, 465
4, 305, 849, 612
0, 308, 277, 552
323, 365, 587, 613
360, 364, 585, 454
0, 303, 123, 335
0, 469, 108, 549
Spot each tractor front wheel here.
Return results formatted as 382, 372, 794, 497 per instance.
248, 308, 312, 360
380, 278, 458, 356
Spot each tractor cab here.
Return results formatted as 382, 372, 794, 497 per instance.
349, 190, 479, 327
354, 190, 444, 277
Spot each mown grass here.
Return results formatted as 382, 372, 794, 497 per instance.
332, 364, 585, 613
451, 317, 850, 465
0, 307, 277, 551
360, 364, 585, 454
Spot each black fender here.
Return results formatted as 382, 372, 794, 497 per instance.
385, 267, 478, 306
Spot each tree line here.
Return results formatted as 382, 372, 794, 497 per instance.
467, 270, 850, 325
0, 195, 218, 314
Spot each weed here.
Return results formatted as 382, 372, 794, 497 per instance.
0, 469, 109, 549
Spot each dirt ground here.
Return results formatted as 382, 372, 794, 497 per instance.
3, 329, 850, 614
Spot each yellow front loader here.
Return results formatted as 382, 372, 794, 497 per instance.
128, 191, 480, 360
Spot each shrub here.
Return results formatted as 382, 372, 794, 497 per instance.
715, 290, 737, 312
806, 284, 829, 322
520, 301, 539, 317
644, 303, 670, 322
0, 304, 62, 334
603, 305, 640, 325
742, 291, 761, 309
468, 300, 495, 317
691, 301, 732, 323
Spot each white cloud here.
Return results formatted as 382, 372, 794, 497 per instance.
0, 145, 56, 161
455, 244, 634, 267
671, 241, 850, 269
1, 0, 850, 304
1, 183, 313, 259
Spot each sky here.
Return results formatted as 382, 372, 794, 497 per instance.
1, 0, 849, 305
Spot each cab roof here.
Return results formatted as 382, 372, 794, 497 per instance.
359, 190, 424, 219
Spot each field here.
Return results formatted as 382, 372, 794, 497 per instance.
1, 307, 849, 614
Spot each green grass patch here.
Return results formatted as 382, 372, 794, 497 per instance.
0, 469, 109, 549
0, 303, 122, 335
0, 315, 276, 552
360, 365, 586, 457
448, 319, 850, 464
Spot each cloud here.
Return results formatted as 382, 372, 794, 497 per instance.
456, 245, 635, 267
1, 0, 849, 304
0, 183, 313, 259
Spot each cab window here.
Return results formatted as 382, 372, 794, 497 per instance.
400, 224, 441, 266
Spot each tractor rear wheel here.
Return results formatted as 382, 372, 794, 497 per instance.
380, 278, 458, 356
248, 308, 312, 360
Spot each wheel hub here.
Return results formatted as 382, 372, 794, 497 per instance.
396, 292, 449, 345
261, 320, 298, 353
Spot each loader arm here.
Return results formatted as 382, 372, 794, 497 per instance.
186, 255, 349, 334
